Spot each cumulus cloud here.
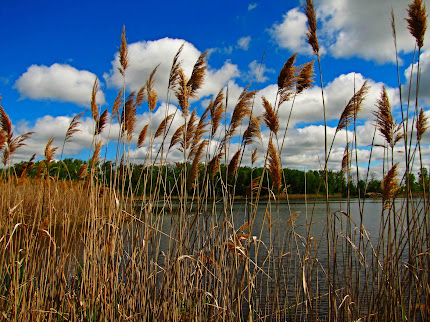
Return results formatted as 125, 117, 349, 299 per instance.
254, 72, 398, 127
269, 8, 314, 55
104, 38, 240, 102
237, 36, 251, 50
248, 3, 257, 11
270, 0, 420, 63
404, 49, 430, 105
15, 64, 105, 107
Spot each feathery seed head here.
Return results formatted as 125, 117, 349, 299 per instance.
137, 124, 149, 148
382, 163, 400, 208
296, 61, 315, 94
91, 78, 99, 121
119, 26, 129, 73
406, 0, 427, 49
243, 115, 262, 145
228, 149, 242, 176
417, 107, 429, 141
188, 51, 208, 97
262, 96, 279, 134
305, 0, 320, 55
45, 137, 57, 164
65, 111, 85, 143
251, 148, 258, 166
267, 138, 282, 193
154, 114, 174, 139
336, 80, 370, 133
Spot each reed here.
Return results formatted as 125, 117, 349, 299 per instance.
0, 1, 429, 320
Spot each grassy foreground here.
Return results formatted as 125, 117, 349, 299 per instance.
1, 0, 430, 320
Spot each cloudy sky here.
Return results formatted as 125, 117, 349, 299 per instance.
0, 0, 429, 179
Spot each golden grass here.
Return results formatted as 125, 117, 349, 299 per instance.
0, 1, 429, 320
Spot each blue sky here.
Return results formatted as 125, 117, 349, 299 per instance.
1, 0, 429, 178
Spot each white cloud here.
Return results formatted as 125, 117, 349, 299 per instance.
245, 60, 274, 83
237, 36, 251, 50
269, 8, 314, 55
248, 3, 257, 11
104, 37, 240, 102
318, 0, 417, 63
15, 64, 105, 107
270, 0, 422, 63
404, 49, 430, 105
255, 72, 398, 127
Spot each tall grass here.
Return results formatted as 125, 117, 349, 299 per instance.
1, 0, 429, 320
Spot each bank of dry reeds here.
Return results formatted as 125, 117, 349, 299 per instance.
0, 0, 429, 320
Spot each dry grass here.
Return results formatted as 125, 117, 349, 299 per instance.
0, 1, 429, 320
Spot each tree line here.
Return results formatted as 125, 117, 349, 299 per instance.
5, 158, 430, 197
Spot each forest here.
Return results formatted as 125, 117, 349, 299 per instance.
6, 157, 430, 197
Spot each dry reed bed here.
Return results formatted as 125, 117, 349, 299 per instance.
1, 0, 430, 320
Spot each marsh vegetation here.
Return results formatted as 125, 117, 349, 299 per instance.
0, 0, 429, 320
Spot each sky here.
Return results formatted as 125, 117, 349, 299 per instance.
1, 0, 429, 180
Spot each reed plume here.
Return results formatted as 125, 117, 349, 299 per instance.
417, 107, 429, 141
188, 51, 208, 96
169, 44, 184, 89
208, 151, 224, 178
305, 0, 319, 55
65, 111, 85, 143
112, 88, 124, 122
170, 124, 185, 150
95, 109, 109, 135
91, 78, 99, 121
154, 113, 174, 139
0, 130, 5, 151
137, 124, 149, 148
247, 176, 261, 196
2, 132, 33, 166
119, 26, 129, 75
373, 86, 404, 148
336, 80, 370, 133
210, 89, 225, 136
183, 109, 198, 150
243, 115, 262, 145
296, 61, 315, 94
382, 163, 399, 208
135, 85, 147, 108
226, 86, 256, 138
262, 96, 279, 134
0, 105, 12, 138
341, 142, 351, 174
35, 161, 46, 179
268, 138, 282, 193
188, 139, 208, 188
78, 164, 88, 180
18, 153, 36, 178
278, 53, 298, 104
175, 69, 191, 117
228, 149, 242, 176
122, 91, 137, 141
406, 0, 427, 49
44, 137, 57, 164
147, 66, 159, 112
287, 211, 300, 227
251, 148, 258, 166
190, 110, 209, 158
91, 139, 103, 167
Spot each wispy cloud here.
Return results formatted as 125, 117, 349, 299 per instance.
248, 3, 257, 11
237, 36, 251, 50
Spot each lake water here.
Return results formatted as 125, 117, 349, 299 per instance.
141, 196, 426, 320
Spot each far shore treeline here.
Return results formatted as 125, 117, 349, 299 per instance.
4, 158, 430, 197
